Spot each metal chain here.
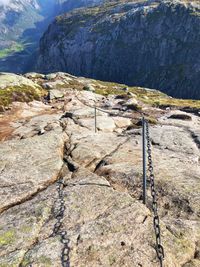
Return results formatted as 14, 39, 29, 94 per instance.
145, 120, 164, 267
74, 91, 143, 119
51, 177, 70, 267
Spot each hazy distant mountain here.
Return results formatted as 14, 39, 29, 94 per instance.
0, 0, 57, 72
0, 0, 54, 48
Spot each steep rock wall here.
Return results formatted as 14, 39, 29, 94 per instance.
37, 0, 200, 99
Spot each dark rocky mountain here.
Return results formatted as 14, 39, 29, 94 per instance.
37, 0, 200, 99
0, 0, 103, 73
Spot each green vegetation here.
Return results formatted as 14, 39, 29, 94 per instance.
38, 256, 52, 265
145, 116, 158, 125
56, 2, 120, 37
94, 80, 200, 109
0, 43, 24, 59
0, 85, 46, 108
0, 229, 16, 246
95, 81, 128, 96
21, 255, 52, 266
191, 11, 200, 17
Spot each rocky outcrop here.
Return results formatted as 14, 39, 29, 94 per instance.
37, 0, 200, 99
0, 73, 41, 89
0, 72, 44, 110
0, 73, 200, 266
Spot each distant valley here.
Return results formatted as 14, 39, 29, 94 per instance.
0, 0, 103, 73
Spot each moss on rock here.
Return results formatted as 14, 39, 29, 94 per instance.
0, 85, 46, 108
0, 229, 16, 246
0, 73, 46, 108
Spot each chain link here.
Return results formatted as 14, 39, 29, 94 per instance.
58, 91, 164, 265
75, 91, 143, 119
51, 177, 70, 267
145, 120, 164, 267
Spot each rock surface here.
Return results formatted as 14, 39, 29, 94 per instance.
0, 73, 44, 110
0, 73, 200, 267
0, 73, 41, 90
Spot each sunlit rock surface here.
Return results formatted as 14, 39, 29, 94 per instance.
0, 72, 200, 266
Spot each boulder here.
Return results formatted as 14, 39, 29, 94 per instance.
43, 80, 66, 90
12, 113, 61, 139
122, 87, 129, 92
0, 73, 43, 108
83, 84, 95, 92
78, 116, 116, 132
46, 73, 58, 80
48, 89, 64, 100
168, 114, 192, 120
95, 116, 116, 132
24, 72, 45, 79
0, 73, 40, 89
125, 98, 138, 106
127, 92, 137, 98
124, 99, 142, 111
112, 117, 132, 128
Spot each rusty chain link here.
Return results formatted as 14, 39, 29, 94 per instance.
51, 177, 70, 267
146, 120, 164, 267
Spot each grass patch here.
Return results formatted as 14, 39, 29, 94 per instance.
145, 116, 158, 125
0, 85, 46, 108
38, 256, 52, 265
0, 43, 24, 59
0, 229, 16, 246
93, 80, 200, 109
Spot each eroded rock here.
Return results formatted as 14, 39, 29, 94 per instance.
0, 86, 200, 267
0, 73, 40, 90
0, 130, 67, 213
48, 89, 64, 100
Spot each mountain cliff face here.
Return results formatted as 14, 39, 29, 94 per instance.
0, 0, 103, 73
37, 0, 200, 99
61, 0, 104, 12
